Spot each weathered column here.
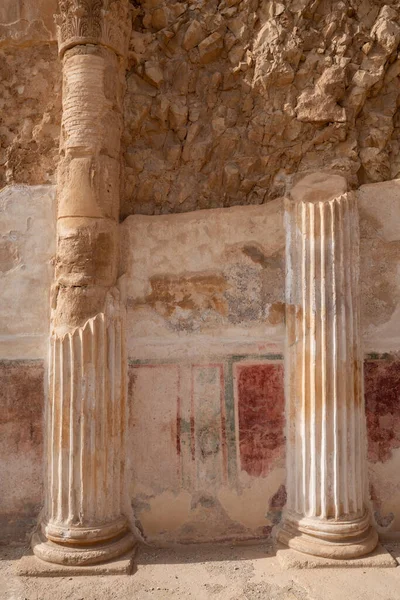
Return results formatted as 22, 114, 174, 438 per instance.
278, 175, 378, 559
32, 0, 135, 565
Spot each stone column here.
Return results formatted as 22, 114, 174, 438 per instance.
278, 175, 378, 559
32, 0, 135, 566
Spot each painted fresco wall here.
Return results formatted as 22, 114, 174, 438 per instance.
1, 180, 400, 543
127, 359, 285, 542
359, 180, 400, 537
121, 182, 400, 543
120, 200, 287, 542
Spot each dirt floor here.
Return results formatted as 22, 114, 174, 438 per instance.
2, 543, 400, 600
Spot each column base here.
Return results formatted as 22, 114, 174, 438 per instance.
276, 543, 397, 569
32, 528, 136, 567
277, 511, 379, 559
17, 549, 136, 577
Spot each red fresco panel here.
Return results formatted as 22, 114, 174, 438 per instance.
365, 359, 400, 463
237, 363, 285, 478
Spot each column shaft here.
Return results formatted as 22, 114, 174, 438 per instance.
33, 0, 134, 566
278, 190, 378, 558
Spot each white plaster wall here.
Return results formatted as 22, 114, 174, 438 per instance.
359, 179, 400, 352
0, 185, 56, 359
0, 181, 398, 364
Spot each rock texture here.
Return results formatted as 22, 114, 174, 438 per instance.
0, 0, 60, 188
0, 45, 61, 188
2, 2, 400, 218
122, 0, 400, 217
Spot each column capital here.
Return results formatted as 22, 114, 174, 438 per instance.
54, 0, 132, 58
288, 172, 348, 205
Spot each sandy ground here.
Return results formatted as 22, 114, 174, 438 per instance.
2, 543, 400, 600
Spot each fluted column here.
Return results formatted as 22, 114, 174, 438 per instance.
278, 177, 378, 559
32, 0, 135, 566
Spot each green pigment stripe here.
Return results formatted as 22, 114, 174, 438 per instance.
129, 353, 285, 366
365, 352, 398, 361
129, 352, 398, 366
224, 358, 237, 485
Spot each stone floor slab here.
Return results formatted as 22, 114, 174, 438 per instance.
5, 544, 400, 600
276, 543, 397, 569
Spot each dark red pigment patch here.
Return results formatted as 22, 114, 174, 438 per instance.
237, 364, 285, 477
0, 360, 44, 542
0, 360, 44, 454
369, 482, 394, 529
267, 484, 287, 525
365, 359, 400, 463
269, 484, 287, 509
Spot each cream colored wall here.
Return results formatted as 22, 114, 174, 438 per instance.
0, 185, 56, 360
0, 185, 55, 542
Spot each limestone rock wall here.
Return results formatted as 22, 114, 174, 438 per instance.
122, 0, 400, 216
2, 1, 400, 218
0, 0, 61, 190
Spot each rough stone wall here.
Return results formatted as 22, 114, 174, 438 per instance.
0, 0, 61, 189
0, 45, 61, 188
122, 0, 400, 217
2, 2, 400, 218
